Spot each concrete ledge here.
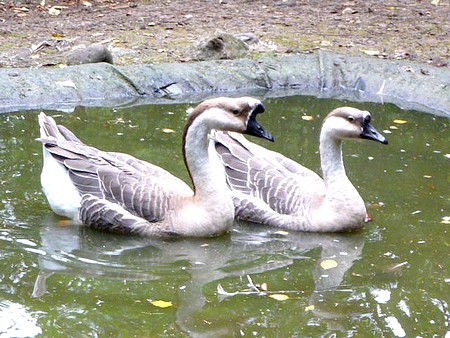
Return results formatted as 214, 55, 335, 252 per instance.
1, 50, 449, 116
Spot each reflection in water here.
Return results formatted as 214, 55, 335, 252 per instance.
32, 213, 364, 336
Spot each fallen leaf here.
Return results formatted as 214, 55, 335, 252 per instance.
305, 305, 315, 312
268, 294, 289, 301
423, 175, 432, 179
52, 33, 65, 38
48, 6, 67, 16
320, 259, 338, 270
162, 128, 175, 133
260, 282, 268, 291
150, 300, 173, 308
441, 216, 450, 224
361, 49, 380, 56
301, 115, 314, 121
393, 119, 408, 124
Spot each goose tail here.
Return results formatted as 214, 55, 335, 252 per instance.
38, 112, 82, 144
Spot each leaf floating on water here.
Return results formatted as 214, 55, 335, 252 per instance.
268, 294, 289, 301
150, 300, 173, 308
393, 119, 408, 124
162, 128, 176, 133
301, 115, 314, 121
320, 259, 338, 270
274, 230, 289, 236
305, 305, 315, 312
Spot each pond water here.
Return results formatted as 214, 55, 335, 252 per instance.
0, 95, 448, 337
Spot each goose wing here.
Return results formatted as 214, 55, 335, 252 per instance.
213, 131, 322, 215
41, 136, 193, 222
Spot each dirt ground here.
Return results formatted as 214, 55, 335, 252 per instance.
0, 0, 449, 69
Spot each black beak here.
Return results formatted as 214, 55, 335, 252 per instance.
245, 103, 274, 142
361, 121, 388, 144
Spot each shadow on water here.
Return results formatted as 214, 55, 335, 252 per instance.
0, 94, 448, 336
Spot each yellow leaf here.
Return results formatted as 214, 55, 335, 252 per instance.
268, 294, 289, 301
260, 282, 268, 291
150, 300, 173, 308
305, 305, 315, 312
423, 175, 432, 179
320, 259, 338, 270
301, 115, 314, 121
162, 128, 175, 133
389, 126, 399, 130
274, 230, 289, 236
393, 119, 408, 124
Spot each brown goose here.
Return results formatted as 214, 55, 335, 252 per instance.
213, 106, 388, 232
38, 97, 274, 237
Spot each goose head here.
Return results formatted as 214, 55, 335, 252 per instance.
322, 107, 388, 144
186, 97, 274, 141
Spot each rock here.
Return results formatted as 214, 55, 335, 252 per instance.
66, 43, 113, 66
190, 33, 249, 61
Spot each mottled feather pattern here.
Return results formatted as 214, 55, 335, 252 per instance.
40, 119, 190, 223
79, 194, 178, 237
214, 131, 314, 216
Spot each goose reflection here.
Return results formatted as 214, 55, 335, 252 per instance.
33, 217, 364, 335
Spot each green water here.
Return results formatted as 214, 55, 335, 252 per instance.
0, 95, 448, 337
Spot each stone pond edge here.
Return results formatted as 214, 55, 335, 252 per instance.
0, 50, 449, 117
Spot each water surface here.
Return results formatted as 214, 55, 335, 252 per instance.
0, 95, 448, 337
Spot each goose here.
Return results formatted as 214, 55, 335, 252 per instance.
212, 106, 388, 232
38, 97, 274, 237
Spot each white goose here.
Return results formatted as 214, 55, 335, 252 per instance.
212, 106, 388, 232
38, 97, 274, 237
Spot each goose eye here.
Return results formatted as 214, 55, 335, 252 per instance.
347, 116, 355, 122
231, 108, 240, 115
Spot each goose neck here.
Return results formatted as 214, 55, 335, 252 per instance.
182, 120, 229, 200
319, 132, 347, 186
